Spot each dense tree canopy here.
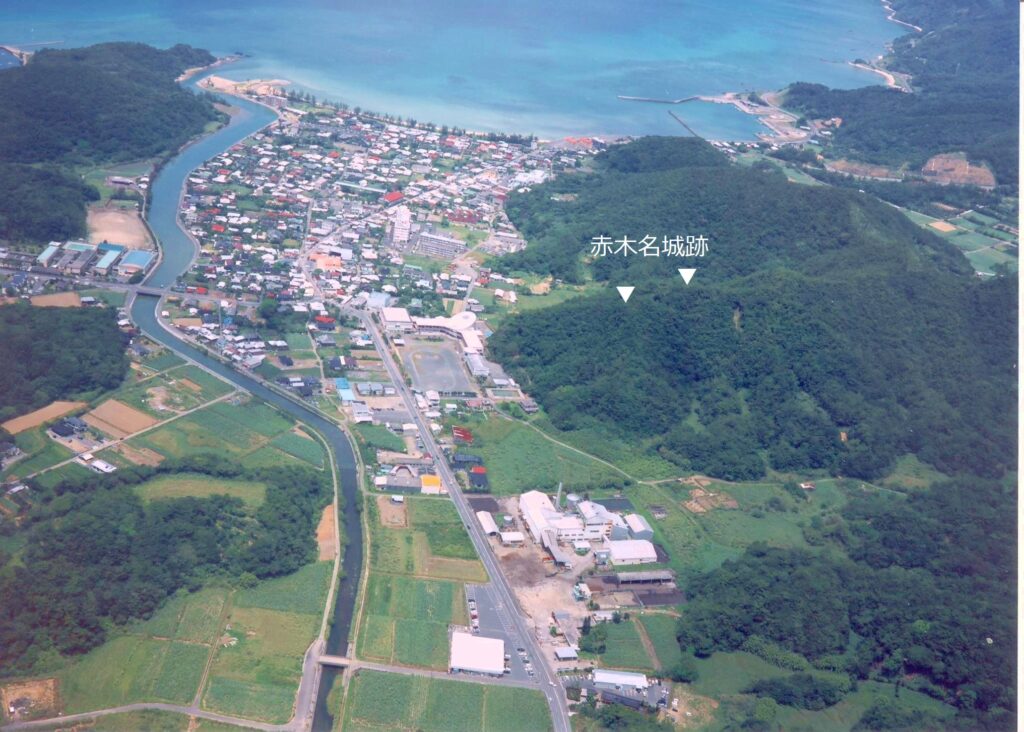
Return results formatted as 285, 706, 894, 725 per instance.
0, 455, 330, 675
0, 42, 220, 245
0, 304, 129, 421
489, 138, 1016, 481
783, 0, 1018, 184
677, 477, 1016, 723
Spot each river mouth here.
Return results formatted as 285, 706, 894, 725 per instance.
129, 70, 363, 729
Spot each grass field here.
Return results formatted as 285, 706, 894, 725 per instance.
367, 497, 487, 583
581, 618, 657, 672
638, 613, 683, 671
234, 561, 333, 615
449, 415, 625, 494
133, 473, 267, 507
130, 587, 229, 644
59, 636, 207, 713
1, 427, 74, 480
355, 423, 406, 452
341, 670, 552, 732
270, 431, 325, 468
38, 710, 191, 731
201, 606, 319, 723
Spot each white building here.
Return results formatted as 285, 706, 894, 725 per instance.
381, 306, 414, 333
577, 500, 629, 540
604, 538, 658, 566
450, 631, 505, 676
625, 513, 654, 540
477, 511, 498, 535
593, 669, 649, 692
500, 531, 525, 545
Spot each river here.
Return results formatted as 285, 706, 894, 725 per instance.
129, 74, 359, 732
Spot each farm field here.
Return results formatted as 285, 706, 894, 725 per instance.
1, 401, 85, 434
128, 399, 323, 470
355, 423, 405, 452
234, 561, 333, 616
59, 636, 207, 713
201, 606, 318, 723
367, 496, 487, 583
357, 574, 466, 669
133, 473, 267, 507
340, 670, 552, 732
448, 415, 625, 494
130, 587, 229, 644
2, 428, 74, 480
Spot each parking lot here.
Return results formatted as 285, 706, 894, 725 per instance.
464, 584, 539, 684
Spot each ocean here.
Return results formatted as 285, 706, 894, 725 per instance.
0, 0, 898, 139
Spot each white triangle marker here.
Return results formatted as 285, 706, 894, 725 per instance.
678, 268, 696, 285
616, 286, 635, 303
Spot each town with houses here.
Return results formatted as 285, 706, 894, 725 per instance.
0, 90, 709, 723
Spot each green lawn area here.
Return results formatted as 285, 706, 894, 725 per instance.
143, 351, 186, 373
234, 561, 333, 616
132, 473, 267, 507
966, 245, 1018, 274
201, 606, 319, 723
59, 636, 207, 713
341, 670, 552, 732
449, 415, 625, 494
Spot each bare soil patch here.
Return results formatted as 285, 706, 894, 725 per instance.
928, 220, 958, 233
178, 378, 202, 392
1, 678, 59, 722
84, 399, 159, 438
350, 350, 381, 360
110, 442, 165, 466
683, 487, 738, 514
87, 206, 152, 248
316, 505, 337, 561
825, 158, 899, 180
921, 152, 996, 187
29, 292, 81, 308
376, 494, 408, 528
3, 401, 85, 434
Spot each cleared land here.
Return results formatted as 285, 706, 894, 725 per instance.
84, 399, 159, 438
342, 670, 552, 732
1, 678, 59, 722
28, 292, 81, 308
316, 505, 337, 560
401, 338, 474, 392
87, 205, 153, 248
2, 401, 85, 434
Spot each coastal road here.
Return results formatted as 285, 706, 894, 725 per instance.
345, 307, 572, 732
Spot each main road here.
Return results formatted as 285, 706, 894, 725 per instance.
345, 307, 572, 732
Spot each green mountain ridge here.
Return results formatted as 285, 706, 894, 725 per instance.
488, 137, 1016, 481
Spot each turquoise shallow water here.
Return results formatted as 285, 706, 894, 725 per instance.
0, 1, 898, 138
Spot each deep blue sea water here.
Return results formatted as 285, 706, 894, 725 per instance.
0, 1, 899, 139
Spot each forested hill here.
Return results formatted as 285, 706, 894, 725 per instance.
783, 0, 1018, 185
0, 42, 221, 245
488, 137, 1016, 482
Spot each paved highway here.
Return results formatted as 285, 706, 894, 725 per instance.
346, 307, 572, 732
